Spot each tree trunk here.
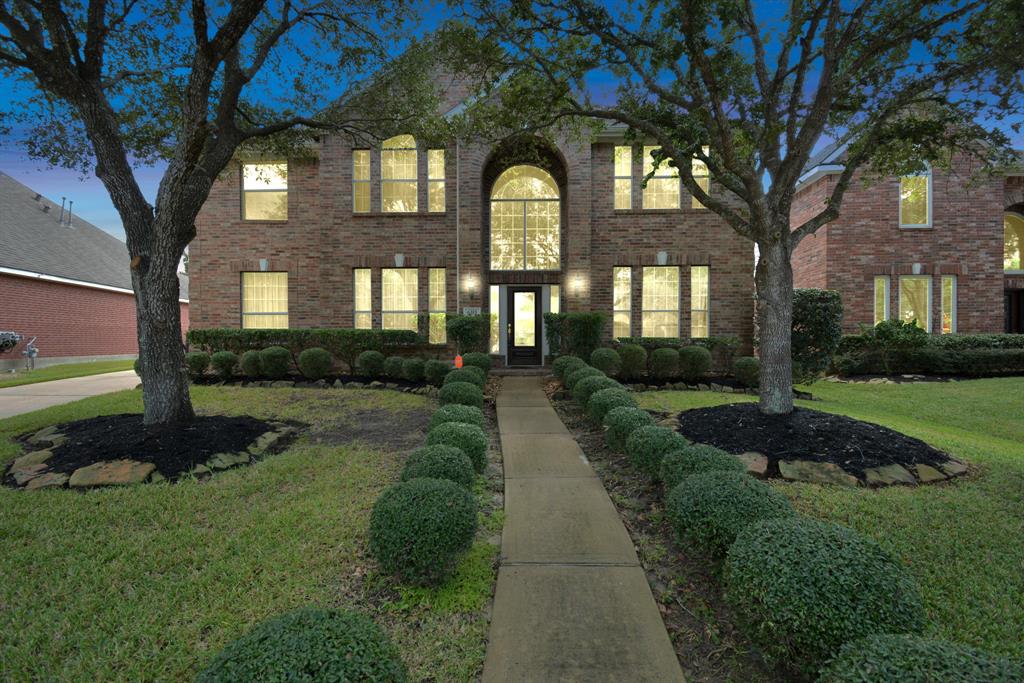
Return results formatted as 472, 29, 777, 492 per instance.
754, 235, 795, 415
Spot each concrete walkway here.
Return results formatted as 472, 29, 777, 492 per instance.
483, 376, 685, 682
0, 370, 138, 419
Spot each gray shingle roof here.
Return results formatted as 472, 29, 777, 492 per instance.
0, 172, 188, 300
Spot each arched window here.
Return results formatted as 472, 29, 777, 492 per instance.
1006, 213, 1024, 273
382, 134, 417, 212
490, 165, 560, 270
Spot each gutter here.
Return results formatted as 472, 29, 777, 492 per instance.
0, 266, 190, 303
795, 164, 845, 191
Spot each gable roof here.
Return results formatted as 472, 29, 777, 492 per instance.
0, 172, 188, 300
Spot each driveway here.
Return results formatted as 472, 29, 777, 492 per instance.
0, 370, 138, 420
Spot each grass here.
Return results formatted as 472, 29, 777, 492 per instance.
0, 359, 136, 389
637, 377, 1024, 658
0, 386, 498, 682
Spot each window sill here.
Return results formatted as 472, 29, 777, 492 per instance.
899, 224, 933, 230
351, 211, 447, 217
242, 218, 289, 223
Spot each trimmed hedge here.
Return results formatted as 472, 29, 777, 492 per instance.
428, 404, 487, 431
835, 348, 1024, 377
552, 355, 586, 380
384, 355, 405, 379
618, 343, 648, 380
544, 311, 606, 358
196, 608, 408, 683
438, 382, 484, 409
185, 351, 210, 380
357, 350, 386, 377
724, 517, 926, 676
259, 346, 291, 379
665, 470, 795, 557
617, 336, 741, 372
572, 375, 620, 407
210, 351, 238, 381
297, 347, 333, 380
446, 314, 490, 353
590, 348, 622, 377
603, 406, 655, 451
565, 365, 604, 390
240, 350, 261, 378
659, 444, 746, 491
401, 357, 425, 382
464, 364, 487, 386
839, 331, 1024, 354
401, 445, 476, 489
819, 634, 1024, 683
424, 359, 450, 386
733, 356, 759, 387
649, 347, 680, 379
461, 351, 492, 374
426, 421, 489, 472
625, 425, 689, 479
444, 367, 485, 389
678, 345, 711, 382
586, 387, 636, 423
369, 478, 478, 585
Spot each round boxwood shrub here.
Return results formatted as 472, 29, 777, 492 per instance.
464, 364, 487, 386
428, 404, 486, 431
625, 425, 688, 478
678, 345, 712, 383
724, 517, 926, 677
426, 421, 489, 472
819, 634, 1024, 683
586, 387, 637, 423
659, 444, 746, 491
196, 607, 408, 683
438, 381, 484, 410
590, 348, 622, 377
369, 478, 478, 586
424, 359, 450, 386
565, 366, 605, 391
401, 357, 425, 382
185, 351, 210, 380
383, 355, 405, 379
603, 406, 655, 451
401, 445, 476, 489
619, 343, 648, 380
552, 355, 586, 380
572, 375, 620, 407
733, 356, 760, 388
240, 349, 261, 378
666, 470, 795, 557
297, 347, 333, 381
357, 350, 386, 377
259, 346, 292, 380
461, 351, 491, 374
210, 351, 238, 381
443, 367, 485, 389
649, 347, 680, 379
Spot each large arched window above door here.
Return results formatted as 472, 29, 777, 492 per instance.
490, 165, 560, 270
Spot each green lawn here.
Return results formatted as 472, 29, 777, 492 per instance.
0, 386, 498, 682
0, 359, 136, 388
638, 378, 1024, 658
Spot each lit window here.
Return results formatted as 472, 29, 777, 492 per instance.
1005, 213, 1024, 272
490, 165, 560, 270
429, 268, 446, 343
382, 135, 417, 212
241, 272, 288, 328
941, 275, 956, 334
428, 149, 445, 212
382, 268, 418, 331
613, 267, 631, 338
354, 269, 372, 329
899, 275, 931, 332
899, 170, 930, 227
490, 285, 500, 353
691, 147, 710, 209
353, 150, 370, 213
550, 285, 560, 314
873, 276, 890, 325
614, 146, 632, 210
242, 163, 288, 220
642, 146, 679, 209
642, 266, 679, 336
690, 266, 709, 337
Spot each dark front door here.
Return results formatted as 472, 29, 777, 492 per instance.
1007, 290, 1024, 333
507, 286, 543, 365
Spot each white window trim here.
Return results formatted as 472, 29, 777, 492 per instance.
1006, 212, 1024, 274
354, 268, 372, 328
690, 265, 710, 338
240, 271, 288, 328
352, 149, 370, 214
873, 275, 890, 325
381, 268, 419, 330
612, 266, 632, 338
427, 149, 446, 213
381, 137, 418, 213
428, 267, 446, 343
899, 274, 932, 333
899, 166, 932, 229
241, 162, 288, 222
641, 266, 681, 337
941, 275, 957, 334
613, 146, 632, 210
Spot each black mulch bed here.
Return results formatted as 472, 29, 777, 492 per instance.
675, 402, 951, 477
13, 414, 279, 480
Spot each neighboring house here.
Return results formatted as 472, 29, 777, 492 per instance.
0, 172, 190, 370
190, 80, 754, 366
792, 145, 1024, 334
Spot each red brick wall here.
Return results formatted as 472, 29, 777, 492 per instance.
790, 176, 830, 289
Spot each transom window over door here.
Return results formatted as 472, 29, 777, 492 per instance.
490, 165, 560, 270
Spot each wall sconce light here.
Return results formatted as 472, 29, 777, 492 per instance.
656, 250, 669, 266
569, 272, 588, 294
394, 253, 405, 268
463, 273, 478, 293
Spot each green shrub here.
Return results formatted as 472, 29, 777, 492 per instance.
424, 359, 450, 385
240, 349, 261, 377
426, 421, 489, 472
461, 351, 491, 374
446, 314, 489, 353
297, 347, 333, 380
565, 365, 604, 390
401, 357, 425, 382
544, 312, 606, 358
401, 445, 476, 489
855, 318, 929, 375
603, 406, 655, 451
369, 478, 478, 585
133, 358, 142, 376
464, 364, 487, 386
210, 351, 238, 381
625, 425, 688, 478
552, 355, 585, 380
666, 471, 794, 557
428, 404, 486, 431
724, 517, 926, 676
819, 634, 1024, 683
572, 375, 620, 407
733, 356, 759, 387
185, 351, 210, 380
835, 347, 1024, 377
791, 288, 844, 383
357, 350, 386, 377
659, 444, 746, 491
586, 387, 636, 423
259, 346, 291, 379
618, 343, 648, 380
196, 608, 408, 683
383, 355, 405, 378
649, 347, 680, 379
678, 346, 711, 383
444, 367, 485, 389
589, 347, 622, 376
438, 381, 484, 410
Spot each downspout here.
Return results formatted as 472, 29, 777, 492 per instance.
455, 137, 461, 312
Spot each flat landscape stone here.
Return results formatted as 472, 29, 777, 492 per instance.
24, 472, 69, 490
864, 463, 917, 486
206, 451, 251, 470
27, 425, 59, 445
736, 451, 768, 477
779, 459, 859, 487
11, 449, 53, 471
247, 427, 293, 456
13, 462, 48, 485
69, 460, 156, 488
914, 464, 948, 483
939, 459, 969, 477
